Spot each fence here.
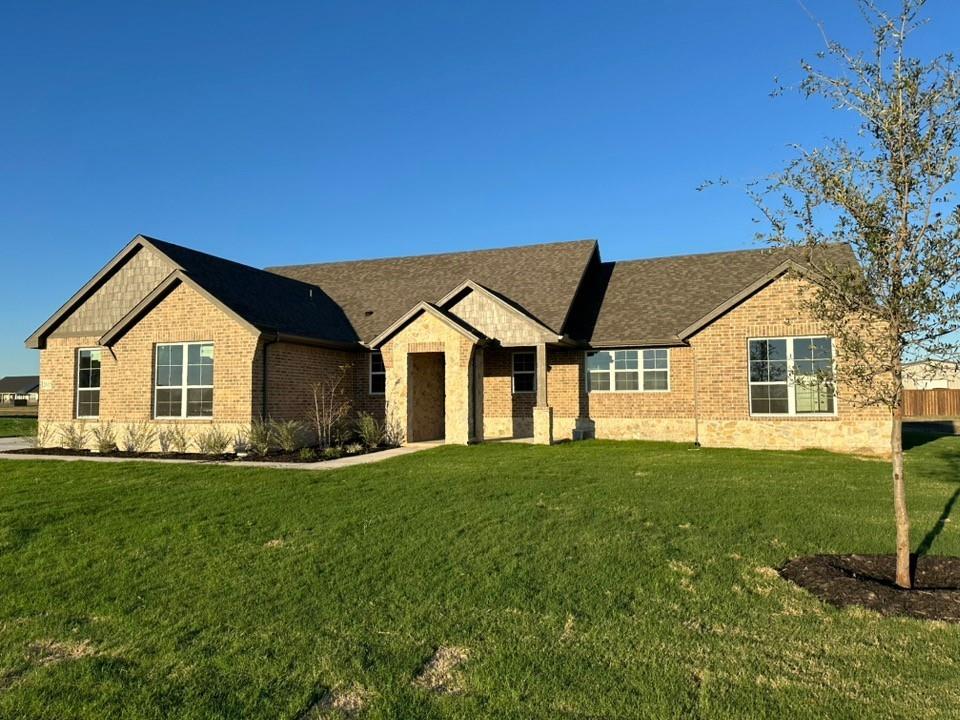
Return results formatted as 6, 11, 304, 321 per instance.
904, 389, 960, 418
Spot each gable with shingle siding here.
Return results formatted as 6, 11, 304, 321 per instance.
51, 245, 173, 338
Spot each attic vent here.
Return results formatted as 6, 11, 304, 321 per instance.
364, 310, 374, 316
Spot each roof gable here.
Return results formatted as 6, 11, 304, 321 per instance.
569, 243, 856, 347
267, 239, 598, 343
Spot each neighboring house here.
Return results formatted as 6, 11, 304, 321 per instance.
25, 235, 890, 455
0, 375, 40, 406
903, 360, 960, 390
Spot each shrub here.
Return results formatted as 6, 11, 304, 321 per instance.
157, 427, 174, 454
59, 422, 90, 451
355, 412, 383, 449
233, 429, 251, 455
195, 425, 231, 455
122, 422, 158, 453
271, 419, 305, 453
249, 419, 274, 456
382, 401, 405, 448
298, 447, 317, 462
34, 422, 55, 449
91, 423, 118, 454
168, 423, 190, 454
344, 442, 364, 455
321, 446, 343, 461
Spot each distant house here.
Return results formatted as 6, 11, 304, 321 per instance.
0, 375, 40, 406
903, 361, 960, 390
25, 234, 891, 455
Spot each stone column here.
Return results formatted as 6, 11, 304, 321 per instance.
533, 342, 553, 445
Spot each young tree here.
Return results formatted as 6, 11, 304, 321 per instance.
754, 0, 960, 588
310, 364, 353, 448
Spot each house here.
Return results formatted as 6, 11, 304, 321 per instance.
903, 360, 960, 390
0, 375, 40, 407
25, 235, 890, 455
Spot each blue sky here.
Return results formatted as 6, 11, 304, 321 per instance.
2, 1, 957, 374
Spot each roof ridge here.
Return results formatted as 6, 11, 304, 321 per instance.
266, 238, 598, 271
607, 241, 849, 266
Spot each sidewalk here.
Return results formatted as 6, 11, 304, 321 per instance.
0, 440, 443, 470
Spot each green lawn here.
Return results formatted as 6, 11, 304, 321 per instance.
0, 417, 36, 438
2, 437, 959, 719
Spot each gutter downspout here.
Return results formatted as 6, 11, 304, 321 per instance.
261, 330, 280, 420
692, 344, 701, 448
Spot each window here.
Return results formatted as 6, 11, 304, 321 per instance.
370, 352, 386, 395
586, 349, 670, 392
154, 342, 214, 418
512, 351, 536, 393
748, 336, 834, 415
76, 348, 101, 418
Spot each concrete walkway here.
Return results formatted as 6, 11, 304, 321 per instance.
0, 440, 443, 470
0, 436, 33, 452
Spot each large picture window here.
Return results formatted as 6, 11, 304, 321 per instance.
76, 348, 101, 418
748, 336, 834, 415
585, 349, 670, 392
155, 342, 214, 418
370, 352, 386, 395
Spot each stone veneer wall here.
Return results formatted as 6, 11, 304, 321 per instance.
381, 311, 476, 445
38, 282, 260, 450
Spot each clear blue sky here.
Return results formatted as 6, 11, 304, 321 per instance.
2, 1, 957, 375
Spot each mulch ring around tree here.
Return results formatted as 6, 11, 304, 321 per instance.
780, 554, 960, 622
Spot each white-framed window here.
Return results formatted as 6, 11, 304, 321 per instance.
512, 351, 536, 394
76, 348, 102, 418
585, 349, 670, 392
154, 342, 214, 419
748, 336, 835, 416
370, 351, 386, 395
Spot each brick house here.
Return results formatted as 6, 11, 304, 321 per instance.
25, 235, 890, 455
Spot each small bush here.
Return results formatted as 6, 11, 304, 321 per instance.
382, 402, 404, 448
168, 423, 190, 454
59, 422, 90, 451
355, 412, 383, 449
122, 422, 158, 453
157, 427, 174, 454
34, 422, 55, 449
271, 419, 305, 453
91, 423, 118, 454
249, 419, 274, 456
321, 446, 343, 461
195, 425, 231, 455
233, 429, 251, 455
298, 447, 317, 462
344, 442, 364, 455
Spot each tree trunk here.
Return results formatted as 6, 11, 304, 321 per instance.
891, 405, 911, 588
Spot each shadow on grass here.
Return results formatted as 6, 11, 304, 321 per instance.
917, 487, 960, 557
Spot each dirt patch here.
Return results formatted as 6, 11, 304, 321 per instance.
27, 639, 98, 666
264, 538, 285, 549
781, 554, 960, 622
300, 684, 370, 718
412, 646, 470, 695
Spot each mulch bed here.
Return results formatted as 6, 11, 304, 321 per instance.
780, 554, 960, 622
3, 447, 220, 461
2, 445, 392, 464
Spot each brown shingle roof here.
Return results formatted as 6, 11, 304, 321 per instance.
571, 243, 856, 346
267, 239, 598, 342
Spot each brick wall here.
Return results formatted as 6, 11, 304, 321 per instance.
38, 282, 259, 449
253, 341, 385, 427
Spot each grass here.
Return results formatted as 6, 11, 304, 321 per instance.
0, 417, 36, 438
1, 436, 959, 718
